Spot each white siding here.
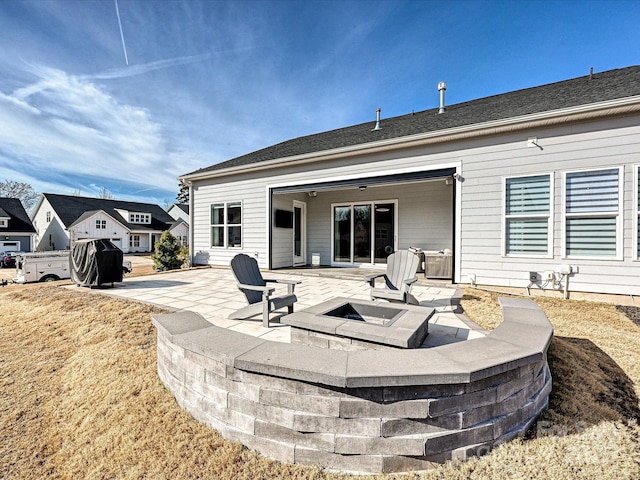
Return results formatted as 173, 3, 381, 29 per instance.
70, 211, 130, 252
460, 114, 640, 296
169, 222, 189, 246
190, 112, 640, 296
192, 172, 270, 267
32, 198, 69, 251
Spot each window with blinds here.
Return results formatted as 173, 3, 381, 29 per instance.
505, 175, 551, 255
565, 168, 620, 257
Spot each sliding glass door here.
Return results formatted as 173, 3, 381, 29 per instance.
354, 205, 372, 263
333, 201, 396, 265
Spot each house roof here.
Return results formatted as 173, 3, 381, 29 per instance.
167, 203, 189, 215
0, 197, 37, 233
172, 203, 189, 214
168, 219, 188, 231
42, 194, 174, 231
68, 209, 127, 230
187, 65, 640, 177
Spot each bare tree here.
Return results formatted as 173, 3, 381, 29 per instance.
96, 187, 115, 200
0, 179, 39, 211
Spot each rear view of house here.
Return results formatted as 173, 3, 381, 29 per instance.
181, 66, 640, 297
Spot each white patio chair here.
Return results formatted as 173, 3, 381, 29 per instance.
365, 250, 420, 305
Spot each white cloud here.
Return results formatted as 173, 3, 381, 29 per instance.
0, 65, 201, 196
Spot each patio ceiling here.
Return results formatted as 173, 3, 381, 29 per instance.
271, 167, 455, 195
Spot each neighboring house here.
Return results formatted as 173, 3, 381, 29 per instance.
0, 197, 36, 252
167, 203, 189, 246
31, 193, 175, 253
168, 220, 189, 247
167, 203, 189, 223
180, 65, 640, 296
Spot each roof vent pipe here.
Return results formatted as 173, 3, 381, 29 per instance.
372, 107, 382, 130
438, 82, 447, 114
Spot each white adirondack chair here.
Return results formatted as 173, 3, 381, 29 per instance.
365, 250, 420, 305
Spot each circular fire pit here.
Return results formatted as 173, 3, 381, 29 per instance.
152, 297, 552, 474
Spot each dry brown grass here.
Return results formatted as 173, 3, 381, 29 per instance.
1, 283, 639, 479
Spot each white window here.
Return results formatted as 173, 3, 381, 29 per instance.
46, 211, 51, 222
129, 235, 140, 248
564, 168, 621, 258
177, 235, 188, 247
0, 219, 7, 228
96, 219, 106, 229
504, 174, 552, 256
211, 202, 242, 248
129, 213, 151, 224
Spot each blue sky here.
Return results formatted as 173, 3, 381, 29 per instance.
1, 0, 639, 207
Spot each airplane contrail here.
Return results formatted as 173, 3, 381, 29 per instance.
114, 0, 129, 65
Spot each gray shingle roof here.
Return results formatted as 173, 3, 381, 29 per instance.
44, 194, 174, 231
188, 65, 640, 176
173, 203, 189, 214
0, 198, 36, 233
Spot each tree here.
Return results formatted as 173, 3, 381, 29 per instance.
0, 180, 39, 212
176, 181, 189, 204
151, 231, 183, 271
96, 187, 114, 199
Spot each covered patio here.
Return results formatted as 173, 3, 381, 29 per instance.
269, 167, 457, 274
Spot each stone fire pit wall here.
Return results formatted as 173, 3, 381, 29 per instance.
152, 297, 553, 474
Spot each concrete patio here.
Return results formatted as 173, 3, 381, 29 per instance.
88, 266, 485, 348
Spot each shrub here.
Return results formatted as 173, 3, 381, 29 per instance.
151, 231, 183, 271
178, 245, 190, 268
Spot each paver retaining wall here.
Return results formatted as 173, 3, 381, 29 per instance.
152, 297, 553, 473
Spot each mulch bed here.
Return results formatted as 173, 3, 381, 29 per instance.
616, 305, 640, 327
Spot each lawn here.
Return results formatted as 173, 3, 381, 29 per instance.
1, 283, 639, 479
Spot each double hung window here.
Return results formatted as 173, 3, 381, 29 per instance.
96, 219, 106, 229
565, 168, 621, 258
504, 175, 551, 255
211, 202, 242, 248
129, 235, 140, 248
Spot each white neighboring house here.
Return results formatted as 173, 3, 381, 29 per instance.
31, 193, 175, 253
167, 203, 189, 223
180, 65, 640, 297
167, 203, 189, 246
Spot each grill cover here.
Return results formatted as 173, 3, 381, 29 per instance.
70, 239, 124, 287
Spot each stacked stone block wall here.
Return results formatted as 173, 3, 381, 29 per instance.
153, 297, 553, 473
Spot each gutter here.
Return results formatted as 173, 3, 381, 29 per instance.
179, 96, 640, 182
